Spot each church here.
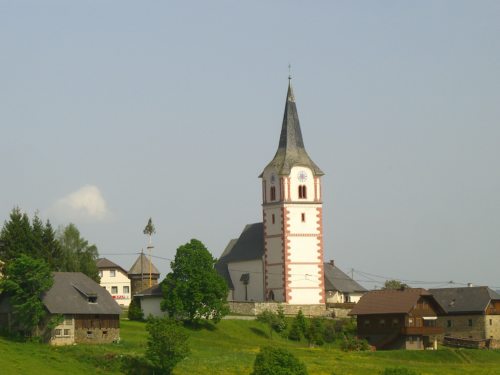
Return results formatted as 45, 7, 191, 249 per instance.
216, 81, 364, 306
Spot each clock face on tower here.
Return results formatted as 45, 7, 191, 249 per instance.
297, 170, 308, 182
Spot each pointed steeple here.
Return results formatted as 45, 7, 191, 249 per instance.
261, 81, 324, 176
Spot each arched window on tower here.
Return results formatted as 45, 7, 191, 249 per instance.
270, 186, 276, 201
298, 185, 307, 199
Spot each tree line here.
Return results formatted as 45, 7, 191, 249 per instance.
0, 207, 100, 281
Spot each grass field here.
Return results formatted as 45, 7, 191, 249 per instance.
1, 319, 500, 375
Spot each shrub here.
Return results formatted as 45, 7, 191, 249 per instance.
288, 319, 303, 341
322, 320, 337, 343
340, 336, 370, 352
381, 367, 419, 375
145, 317, 190, 374
128, 298, 144, 321
251, 346, 308, 375
305, 318, 324, 347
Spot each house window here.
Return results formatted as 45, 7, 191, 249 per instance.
379, 319, 386, 327
298, 185, 307, 199
98, 270, 103, 278
123, 286, 130, 294
87, 331, 94, 338
63, 329, 71, 336
270, 186, 276, 201
447, 320, 452, 328
490, 319, 493, 326
301, 213, 305, 222
392, 318, 399, 327
272, 214, 275, 224
109, 270, 116, 277
408, 318, 414, 326
468, 319, 473, 327
364, 319, 370, 326
54, 329, 62, 337
111, 286, 118, 294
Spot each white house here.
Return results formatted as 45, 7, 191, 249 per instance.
134, 284, 167, 318
96, 258, 131, 307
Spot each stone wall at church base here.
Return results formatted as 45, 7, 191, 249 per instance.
228, 301, 329, 317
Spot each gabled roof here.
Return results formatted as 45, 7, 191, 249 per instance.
260, 82, 323, 177
215, 223, 264, 290
96, 257, 127, 274
429, 286, 500, 314
128, 253, 160, 276
43, 272, 122, 315
135, 283, 163, 298
349, 288, 432, 316
324, 263, 367, 293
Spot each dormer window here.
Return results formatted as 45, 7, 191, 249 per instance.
270, 186, 276, 201
298, 185, 307, 199
109, 270, 116, 277
88, 295, 97, 303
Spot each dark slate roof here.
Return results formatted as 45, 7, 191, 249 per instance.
96, 257, 127, 274
260, 82, 324, 177
429, 286, 500, 314
135, 283, 163, 298
349, 288, 433, 316
128, 253, 160, 276
215, 223, 264, 290
43, 272, 122, 315
324, 263, 367, 293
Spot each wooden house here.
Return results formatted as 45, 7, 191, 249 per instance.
349, 288, 444, 350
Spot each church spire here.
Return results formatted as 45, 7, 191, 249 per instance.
261, 81, 324, 177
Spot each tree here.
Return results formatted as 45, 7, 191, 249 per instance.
257, 306, 287, 338
145, 317, 190, 375
0, 207, 33, 261
161, 239, 229, 323
383, 280, 409, 290
57, 224, 100, 282
251, 346, 308, 375
304, 318, 324, 347
128, 298, 144, 321
0, 254, 53, 338
0, 208, 63, 271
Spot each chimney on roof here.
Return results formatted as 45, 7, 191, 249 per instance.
467, 283, 474, 287
329, 259, 334, 267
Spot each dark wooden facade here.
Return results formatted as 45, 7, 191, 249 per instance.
354, 295, 443, 350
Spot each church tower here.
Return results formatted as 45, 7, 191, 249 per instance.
260, 81, 325, 305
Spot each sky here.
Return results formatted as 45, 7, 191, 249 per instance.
1, 1, 499, 290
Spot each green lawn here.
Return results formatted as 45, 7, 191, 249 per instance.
1, 319, 500, 374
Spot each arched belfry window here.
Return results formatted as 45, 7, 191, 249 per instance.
270, 186, 276, 201
298, 185, 307, 199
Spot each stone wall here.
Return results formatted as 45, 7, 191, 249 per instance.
228, 301, 328, 316
436, 314, 486, 340
74, 327, 120, 344
485, 314, 500, 340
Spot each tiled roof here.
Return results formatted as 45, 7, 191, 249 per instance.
96, 257, 127, 274
429, 286, 500, 314
324, 263, 367, 293
135, 283, 163, 298
349, 288, 432, 316
42, 272, 122, 315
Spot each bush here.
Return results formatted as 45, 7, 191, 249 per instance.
381, 367, 419, 375
128, 298, 144, 321
256, 307, 287, 338
251, 346, 308, 375
305, 318, 324, 347
145, 317, 190, 374
340, 336, 370, 352
288, 319, 303, 341
322, 320, 337, 343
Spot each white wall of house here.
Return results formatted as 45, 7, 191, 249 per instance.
50, 315, 75, 346
99, 268, 131, 307
326, 291, 364, 304
140, 297, 167, 318
228, 259, 264, 302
